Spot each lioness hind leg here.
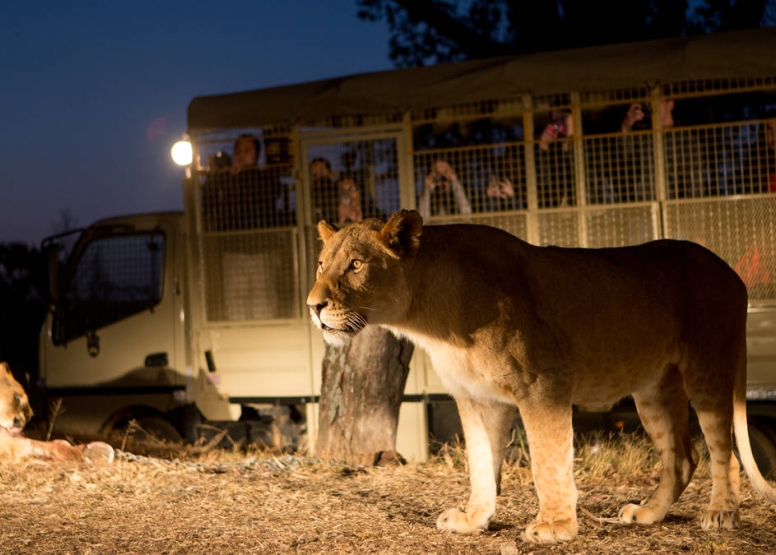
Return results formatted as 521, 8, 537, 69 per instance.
437, 398, 515, 534
620, 367, 697, 525
518, 402, 578, 544
684, 350, 741, 530
694, 408, 740, 529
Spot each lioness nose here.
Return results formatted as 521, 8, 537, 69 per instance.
309, 301, 327, 316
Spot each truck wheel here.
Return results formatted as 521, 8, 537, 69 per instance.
133, 415, 183, 443
748, 418, 776, 480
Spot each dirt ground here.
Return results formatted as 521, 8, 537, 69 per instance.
1, 436, 776, 555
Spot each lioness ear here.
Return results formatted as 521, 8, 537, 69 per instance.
0, 362, 10, 376
379, 210, 423, 258
317, 220, 338, 243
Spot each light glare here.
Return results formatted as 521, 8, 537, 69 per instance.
171, 140, 192, 166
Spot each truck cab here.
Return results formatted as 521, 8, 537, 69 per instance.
39, 203, 319, 449
40, 212, 241, 442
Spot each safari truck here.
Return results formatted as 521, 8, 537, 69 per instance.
39, 27, 776, 467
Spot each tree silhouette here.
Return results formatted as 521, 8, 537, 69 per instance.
0, 242, 47, 384
0, 209, 80, 387
356, 0, 774, 67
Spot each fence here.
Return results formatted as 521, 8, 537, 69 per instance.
189, 70, 776, 324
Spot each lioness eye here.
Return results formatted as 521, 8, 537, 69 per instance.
317, 260, 323, 274
350, 259, 363, 271
13, 393, 21, 404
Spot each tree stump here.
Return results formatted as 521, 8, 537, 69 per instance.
316, 326, 414, 465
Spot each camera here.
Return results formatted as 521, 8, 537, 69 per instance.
210, 151, 232, 171
632, 103, 652, 131
433, 175, 449, 187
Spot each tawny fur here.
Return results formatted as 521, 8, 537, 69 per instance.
0, 362, 112, 463
307, 210, 776, 545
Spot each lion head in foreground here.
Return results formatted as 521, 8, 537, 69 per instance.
0, 362, 33, 437
307, 210, 422, 346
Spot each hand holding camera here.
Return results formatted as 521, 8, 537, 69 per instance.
487, 176, 515, 199
621, 103, 647, 132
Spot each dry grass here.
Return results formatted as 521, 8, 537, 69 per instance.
1, 433, 776, 554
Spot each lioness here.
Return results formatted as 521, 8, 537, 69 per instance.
307, 210, 776, 544
0, 362, 113, 464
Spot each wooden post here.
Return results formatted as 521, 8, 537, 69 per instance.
316, 326, 414, 465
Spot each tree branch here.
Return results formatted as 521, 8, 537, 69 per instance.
391, 0, 514, 59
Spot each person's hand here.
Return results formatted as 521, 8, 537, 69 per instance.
207, 154, 227, 171
621, 103, 645, 132
659, 100, 675, 129
539, 111, 572, 151
337, 199, 363, 225
487, 177, 514, 199
230, 161, 242, 175
539, 124, 559, 151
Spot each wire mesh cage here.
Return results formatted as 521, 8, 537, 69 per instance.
189, 69, 776, 323
664, 197, 776, 301
199, 231, 299, 321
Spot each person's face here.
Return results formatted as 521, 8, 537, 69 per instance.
339, 178, 360, 205
311, 161, 331, 182
433, 160, 448, 174
233, 137, 258, 170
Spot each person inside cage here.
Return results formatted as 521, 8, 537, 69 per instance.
202, 134, 287, 230
200, 134, 290, 320
206, 150, 232, 172
482, 146, 525, 212
309, 157, 341, 223
619, 99, 675, 133
336, 176, 364, 226
231, 134, 261, 173
417, 158, 472, 217
335, 175, 384, 227
535, 109, 576, 208
584, 99, 675, 204
539, 109, 574, 152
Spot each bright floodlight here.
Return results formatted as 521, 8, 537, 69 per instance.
171, 140, 192, 166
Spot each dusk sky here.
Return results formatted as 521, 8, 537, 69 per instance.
0, 1, 393, 246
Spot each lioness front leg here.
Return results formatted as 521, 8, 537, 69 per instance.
519, 402, 578, 544
437, 398, 515, 534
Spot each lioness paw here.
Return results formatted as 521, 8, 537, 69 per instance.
436, 508, 487, 534
522, 518, 578, 544
700, 509, 740, 530
618, 503, 663, 525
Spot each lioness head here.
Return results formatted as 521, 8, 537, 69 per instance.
0, 362, 33, 436
307, 210, 423, 345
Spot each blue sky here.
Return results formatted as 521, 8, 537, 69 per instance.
0, 0, 393, 245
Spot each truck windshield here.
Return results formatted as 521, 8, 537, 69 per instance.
56, 232, 165, 344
